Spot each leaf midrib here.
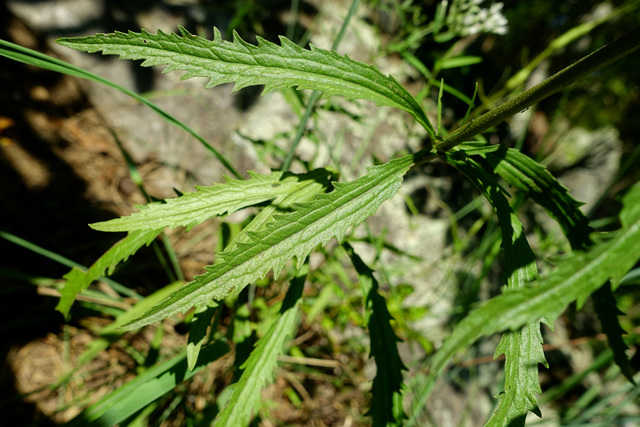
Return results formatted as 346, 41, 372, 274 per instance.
79, 32, 411, 109
505, 220, 640, 323
123, 157, 412, 329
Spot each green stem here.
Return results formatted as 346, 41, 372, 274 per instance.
501, 2, 633, 96
436, 25, 640, 153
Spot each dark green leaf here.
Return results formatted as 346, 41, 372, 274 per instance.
345, 243, 407, 426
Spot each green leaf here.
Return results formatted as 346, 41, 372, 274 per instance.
66, 340, 229, 427
437, 55, 483, 70
345, 243, 407, 426
445, 152, 546, 426
91, 169, 333, 232
187, 301, 218, 371
592, 284, 635, 383
214, 270, 305, 426
56, 27, 435, 137
423, 182, 640, 397
475, 145, 634, 384
222, 169, 336, 254
474, 145, 591, 249
58, 229, 162, 316
121, 155, 415, 331
621, 180, 640, 231
487, 325, 546, 426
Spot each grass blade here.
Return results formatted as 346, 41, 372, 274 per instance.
66, 340, 228, 427
0, 38, 240, 178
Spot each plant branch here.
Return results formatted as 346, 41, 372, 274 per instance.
436, 25, 640, 153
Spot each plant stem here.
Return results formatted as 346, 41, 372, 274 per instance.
436, 25, 640, 153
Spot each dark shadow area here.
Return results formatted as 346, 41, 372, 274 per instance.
0, 4, 184, 424
0, 5, 113, 424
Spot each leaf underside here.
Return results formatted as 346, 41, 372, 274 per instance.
121, 155, 415, 330
91, 169, 333, 232
58, 229, 162, 316
56, 27, 434, 136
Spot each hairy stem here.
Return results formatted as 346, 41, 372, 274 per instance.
436, 25, 640, 153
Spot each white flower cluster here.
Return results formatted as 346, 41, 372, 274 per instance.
444, 0, 509, 36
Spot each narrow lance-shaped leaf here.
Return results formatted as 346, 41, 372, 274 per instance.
214, 269, 306, 426
591, 283, 635, 383
344, 243, 407, 426
187, 168, 331, 370
58, 229, 162, 317
121, 155, 416, 330
57, 27, 435, 137
417, 182, 640, 407
474, 145, 634, 383
445, 152, 546, 426
91, 169, 333, 232
469, 144, 591, 249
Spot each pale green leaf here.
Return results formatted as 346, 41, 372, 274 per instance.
345, 243, 407, 426
91, 169, 332, 232
58, 229, 162, 316
185, 172, 330, 373
438, 55, 483, 70
56, 27, 434, 136
121, 155, 415, 330
187, 301, 218, 371
222, 168, 336, 257
215, 271, 305, 426
184, 169, 327, 372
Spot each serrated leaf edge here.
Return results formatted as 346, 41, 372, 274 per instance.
121, 155, 414, 331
